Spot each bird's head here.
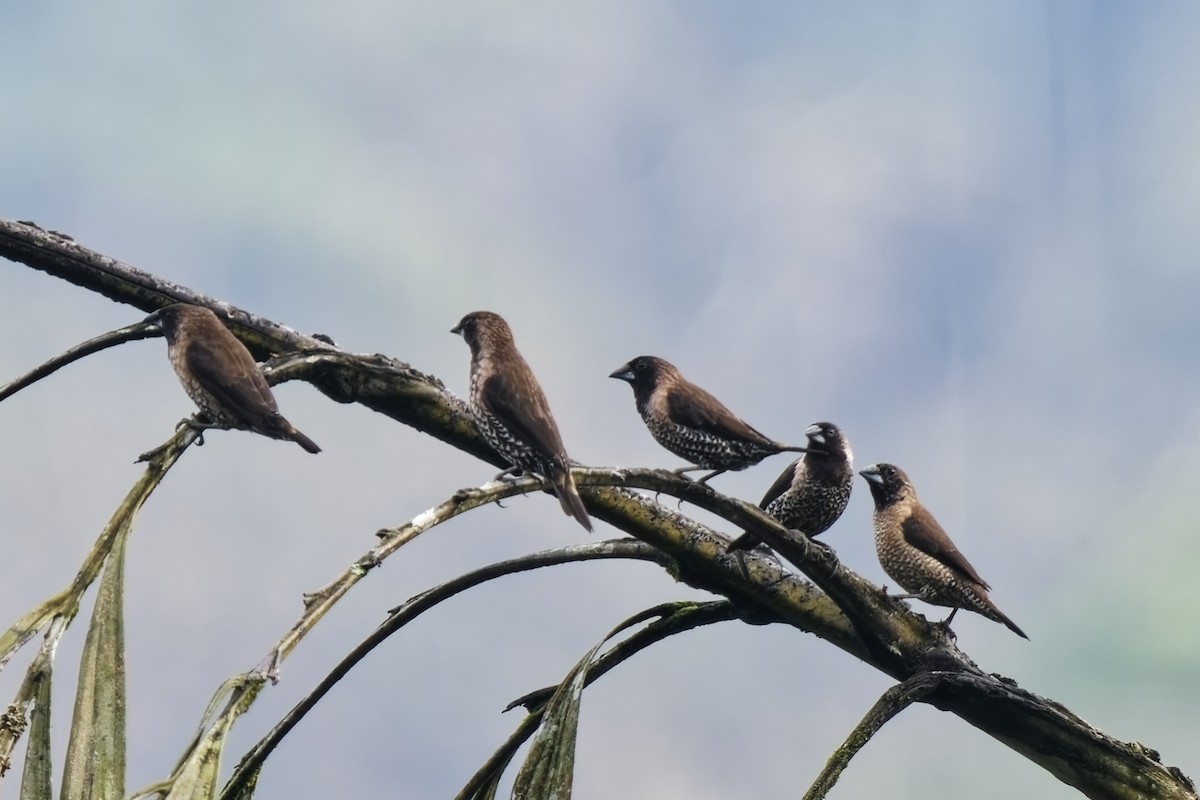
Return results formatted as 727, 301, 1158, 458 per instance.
859, 462, 910, 508
451, 311, 513, 354
806, 422, 851, 463
608, 355, 676, 399
143, 303, 207, 342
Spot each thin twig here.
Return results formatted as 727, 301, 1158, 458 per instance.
0, 321, 160, 404
802, 673, 947, 800
220, 539, 665, 800
504, 600, 737, 713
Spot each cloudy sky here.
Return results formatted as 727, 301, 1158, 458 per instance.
3, 2, 1200, 798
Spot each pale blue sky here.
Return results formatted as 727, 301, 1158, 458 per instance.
2, 3, 1199, 798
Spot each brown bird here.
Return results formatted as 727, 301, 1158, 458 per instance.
608, 356, 805, 483
451, 311, 592, 532
727, 421, 853, 552
859, 463, 1026, 639
146, 303, 321, 453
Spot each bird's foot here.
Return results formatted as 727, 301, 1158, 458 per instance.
806, 536, 837, 561
138, 419, 207, 463
181, 415, 231, 446
492, 465, 522, 482
694, 469, 726, 485
933, 618, 959, 642
173, 417, 203, 445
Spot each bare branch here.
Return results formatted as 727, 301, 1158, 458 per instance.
802, 672, 945, 800
220, 540, 666, 800
0, 321, 160, 404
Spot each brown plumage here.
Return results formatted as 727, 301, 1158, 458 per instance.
859, 463, 1026, 639
147, 304, 321, 453
727, 422, 853, 552
609, 356, 805, 483
451, 311, 592, 532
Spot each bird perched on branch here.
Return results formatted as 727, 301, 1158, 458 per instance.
146, 303, 321, 453
608, 355, 806, 483
859, 463, 1026, 639
727, 421, 853, 552
452, 311, 592, 532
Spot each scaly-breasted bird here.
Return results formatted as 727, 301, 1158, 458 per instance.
451, 311, 592, 532
859, 463, 1026, 639
146, 303, 321, 453
726, 421, 853, 552
608, 356, 805, 483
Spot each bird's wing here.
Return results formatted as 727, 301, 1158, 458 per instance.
185, 333, 279, 418
759, 458, 800, 508
901, 507, 991, 590
665, 384, 774, 445
478, 369, 567, 460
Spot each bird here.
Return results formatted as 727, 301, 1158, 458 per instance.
145, 303, 321, 453
726, 421, 853, 552
608, 356, 806, 483
451, 311, 592, 532
859, 463, 1026, 639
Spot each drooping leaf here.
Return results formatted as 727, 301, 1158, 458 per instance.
60, 524, 130, 800
129, 675, 265, 800
509, 605, 685, 800
18, 659, 52, 800
509, 639, 597, 800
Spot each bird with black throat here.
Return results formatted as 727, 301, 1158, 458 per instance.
146, 303, 321, 453
726, 421, 853, 553
451, 311, 592, 532
859, 463, 1027, 639
608, 355, 806, 484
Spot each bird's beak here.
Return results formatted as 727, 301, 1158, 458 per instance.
859, 466, 883, 484
141, 308, 165, 333
450, 323, 463, 335
609, 365, 634, 382
805, 424, 827, 452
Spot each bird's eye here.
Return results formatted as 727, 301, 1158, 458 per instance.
635, 359, 647, 371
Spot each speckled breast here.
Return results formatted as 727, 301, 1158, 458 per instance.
767, 483, 851, 536
646, 418, 773, 469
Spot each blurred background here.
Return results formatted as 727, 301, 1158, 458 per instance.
2, 2, 1198, 798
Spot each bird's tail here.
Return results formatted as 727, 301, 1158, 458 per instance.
983, 598, 1028, 640
260, 412, 321, 453
994, 610, 1028, 640
289, 428, 322, 454
274, 417, 321, 454
553, 470, 593, 532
